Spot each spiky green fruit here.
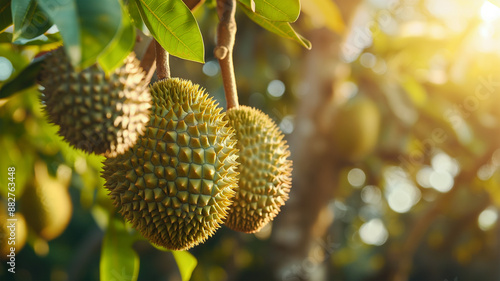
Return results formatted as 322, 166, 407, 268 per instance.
40, 47, 151, 157
102, 78, 239, 250
224, 106, 292, 233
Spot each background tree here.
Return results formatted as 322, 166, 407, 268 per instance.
2, 0, 500, 281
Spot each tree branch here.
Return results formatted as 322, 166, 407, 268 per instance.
215, 0, 238, 109
155, 40, 170, 80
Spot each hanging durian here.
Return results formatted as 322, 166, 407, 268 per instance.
102, 78, 239, 250
224, 105, 292, 233
39, 47, 151, 157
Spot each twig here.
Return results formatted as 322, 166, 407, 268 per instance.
155, 40, 170, 80
139, 39, 157, 83
215, 0, 239, 109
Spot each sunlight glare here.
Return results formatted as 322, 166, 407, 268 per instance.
481, 1, 500, 22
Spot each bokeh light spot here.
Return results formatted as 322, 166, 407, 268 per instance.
348, 168, 366, 187
359, 219, 388, 246
202, 60, 219, 77
267, 80, 286, 98
478, 206, 498, 231
361, 185, 382, 205
0, 57, 14, 81
429, 171, 454, 192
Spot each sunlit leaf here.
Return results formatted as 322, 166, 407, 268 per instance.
0, 57, 43, 99
150, 244, 198, 281
301, 0, 345, 33
100, 216, 140, 281
127, 0, 144, 31
98, 3, 136, 73
239, 3, 311, 49
172, 250, 198, 281
11, 0, 51, 41
134, 0, 204, 63
0, 0, 12, 32
239, 0, 299, 22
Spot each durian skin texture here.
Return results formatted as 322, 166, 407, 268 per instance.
102, 78, 239, 250
40, 47, 151, 157
224, 106, 292, 233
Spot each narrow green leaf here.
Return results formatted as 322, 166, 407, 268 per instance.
134, 0, 204, 63
98, 4, 136, 73
37, 0, 81, 65
100, 216, 140, 281
12, 32, 61, 45
0, 57, 43, 99
239, 0, 299, 22
240, 3, 311, 49
172, 251, 198, 281
0, 0, 12, 32
11, 0, 51, 41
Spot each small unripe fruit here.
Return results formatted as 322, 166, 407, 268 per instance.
21, 162, 73, 241
331, 96, 380, 161
0, 203, 27, 257
102, 78, 239, 250
224, 106, 292, 233
40, 47, 151, 157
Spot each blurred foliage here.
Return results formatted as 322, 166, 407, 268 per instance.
2, 0, 500, 281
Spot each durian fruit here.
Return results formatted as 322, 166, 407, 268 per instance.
331, 96, 380, 162
224, 106, 292, 233
102, 78, 239, 251
0, 202, 27, 257
21, 162, 73, 241
39, 47, 151, 157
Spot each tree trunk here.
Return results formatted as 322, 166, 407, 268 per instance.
271, 1, 363, 280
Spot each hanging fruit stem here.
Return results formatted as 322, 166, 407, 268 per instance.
155, 40, 171, 80
215, 0, 239, 109
139, 39, 157, 83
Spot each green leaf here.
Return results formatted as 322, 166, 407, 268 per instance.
301, 0, 345, 34
98, 4, 136, 73
38, 0, 122, 68
127, 0, 144, 31
100, 216, 140, 281
0, 0, 12, 32
134, 0, 204, 63
150, 244, 198, 281
77, 0, 122, 68
0, 57, 43, 99
37, 0, 81, 65
239, 3, 311, 49
239, 0, 299, 22
172, 250, 198, 281
11, 0, 52, 41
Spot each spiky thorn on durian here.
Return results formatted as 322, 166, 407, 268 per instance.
102, 78, 239, 251
224, 106, 292, 233
39, 47, 151, 157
